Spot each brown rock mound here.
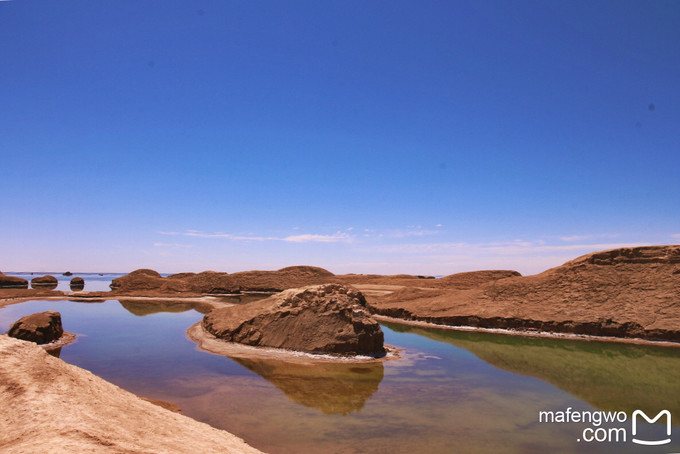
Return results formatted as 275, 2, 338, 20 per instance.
369, 245, 680, 341
567, 246, 680, 265
435, 269, 522, 289
70, 276, 85, 290
0, 272, 28, 289
235, 266, 335, 292
7, 311, 64, 344
202, 284, 385, 355
30, 275, 58, 289
110, 269, 165, 290
111, 266, 336, 294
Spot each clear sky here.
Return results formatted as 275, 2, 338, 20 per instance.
1, 0, 679, 275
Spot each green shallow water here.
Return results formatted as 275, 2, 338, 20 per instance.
1, 299, 679, 454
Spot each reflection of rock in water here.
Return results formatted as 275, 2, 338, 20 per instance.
231, 357, 384, 415
118, 301, 213, 316
383, 321, 680, 418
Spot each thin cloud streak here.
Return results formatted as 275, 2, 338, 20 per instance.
153, 242, 193, 249
559, 233, 620, 242
387, 229, 440, 239
283, 233, 350, 243
162, 230, 352, 243
367, 241, 651, 256
182, 232, 278, 241
347, 241, 654, 275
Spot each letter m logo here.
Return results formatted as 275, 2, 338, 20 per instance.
631, 410, 671, 446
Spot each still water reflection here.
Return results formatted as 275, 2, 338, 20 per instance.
230, 357, 384, 415
1, 299, 678, 454
382, 322, 680, 418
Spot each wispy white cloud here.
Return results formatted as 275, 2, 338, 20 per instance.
359, 225, 443, 239
153, 242, 192, 249
160, 230, 352, 243
182, 231, 278, 241
671, 233, 680, 239
387, 229, 440, 239
483, 242, 648, 255
355, 240, 653, 275
368, 240, 651, 256
560, 235, 592, 242
283, 232, 350, 243
559, 233, 620, 242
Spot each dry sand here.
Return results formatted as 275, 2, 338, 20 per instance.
0, 335, 263, 454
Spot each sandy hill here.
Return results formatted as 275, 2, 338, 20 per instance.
368, 246, 680, 341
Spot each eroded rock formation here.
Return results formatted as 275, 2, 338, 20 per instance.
0, 272, 28, 289
6, 311, 64, 344
30, 275, 58, 289
110, 266, 336, 294
369, 246, 680, 341
202, 284, 385, 355
70, 276, 85, 290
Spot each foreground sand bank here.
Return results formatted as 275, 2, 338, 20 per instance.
0, 335, 263, 454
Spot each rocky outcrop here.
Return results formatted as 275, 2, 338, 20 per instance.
236, 266, 336, 292
63, 271, 73, 276
70, 276, 85, 290
435, 269, 521, 289
110, 269, 165, 291
0, 272, 28, 289
111, 265, 510, 297
6, 311, 64, 344
111, 266, 336, 294
202, 284, 385, 355
369, 246, 680, 342
566, 246, 680, 265
30, 275, 58, 289
0, 335, 263, 454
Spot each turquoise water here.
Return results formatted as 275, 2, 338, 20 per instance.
1, 299, 679, 454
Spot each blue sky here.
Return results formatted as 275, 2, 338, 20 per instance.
1, 0, 679, 275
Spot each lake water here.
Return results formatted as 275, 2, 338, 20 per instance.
1, 298, 678, 454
